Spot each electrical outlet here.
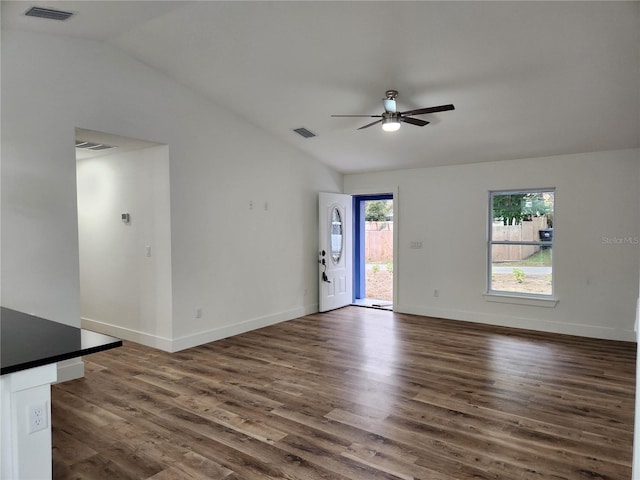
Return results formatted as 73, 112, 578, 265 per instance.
27, 402, 48, 434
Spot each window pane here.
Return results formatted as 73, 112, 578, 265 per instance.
491, 191, 554, 242
330, 207, 343, 264
491, 245, 552, 295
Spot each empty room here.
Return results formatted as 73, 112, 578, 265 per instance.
1, 1, 639, 479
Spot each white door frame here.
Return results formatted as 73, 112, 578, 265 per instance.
344, 186, 399, 310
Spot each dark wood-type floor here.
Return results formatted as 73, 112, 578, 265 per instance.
52, 307, 636, 480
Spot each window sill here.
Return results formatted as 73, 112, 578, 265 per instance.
483, 292, 558, 308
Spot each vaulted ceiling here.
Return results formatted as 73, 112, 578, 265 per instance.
2, 1, 639, 173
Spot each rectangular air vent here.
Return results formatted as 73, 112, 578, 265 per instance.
76, 140, 116, 151
25, 6, 74, 21
293, 127, 317, 139
87, 144, 115, 151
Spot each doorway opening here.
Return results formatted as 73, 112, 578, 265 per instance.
353, 194, 393, 310
75, 127, 173, 348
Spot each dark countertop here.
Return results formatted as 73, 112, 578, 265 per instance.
1, 307, 122, 375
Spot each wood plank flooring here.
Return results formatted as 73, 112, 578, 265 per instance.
52, 307, 636, 479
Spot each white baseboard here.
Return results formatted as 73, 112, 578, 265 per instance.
81, 303, 319, 353
170, 303, 319, 352
396, 303, 635, 342
81, 317, 173, 351
55, 358, 85, 383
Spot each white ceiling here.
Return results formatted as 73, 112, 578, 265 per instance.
3, 1, 639, 174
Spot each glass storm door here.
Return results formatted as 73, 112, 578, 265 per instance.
318, 192, 353, 312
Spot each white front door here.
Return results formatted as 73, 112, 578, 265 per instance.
319, 192, 353, 312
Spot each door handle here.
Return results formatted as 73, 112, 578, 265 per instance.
319, 256, 331, 283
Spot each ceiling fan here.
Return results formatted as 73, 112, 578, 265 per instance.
331, 90, 454, 132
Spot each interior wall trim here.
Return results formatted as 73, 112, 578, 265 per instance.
396, 303, 635, 343
81, 316, 173, 352
170, 304, 318, 352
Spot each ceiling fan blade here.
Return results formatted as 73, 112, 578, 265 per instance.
400, 104, 455, 117
401, 116, 429, 127
357, 119, 383, 130
331, 114, 383, 118
383, 98, 397, 113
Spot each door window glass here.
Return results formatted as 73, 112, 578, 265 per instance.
331, 207, 343, 263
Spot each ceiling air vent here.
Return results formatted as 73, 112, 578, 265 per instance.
25, 6, 74, 21
76, 140, 116, 151
293, 127, 317, 139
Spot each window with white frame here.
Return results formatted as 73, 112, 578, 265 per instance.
488, 189, 554, 297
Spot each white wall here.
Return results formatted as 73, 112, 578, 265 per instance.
1, 59, 81, 325
345, 149, 640, 341
77, 145, 173, 349
1, 29, 341, 349
633, 164, 640, 479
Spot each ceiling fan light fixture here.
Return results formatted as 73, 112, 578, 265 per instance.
382, 115, 401, 132
330, 90, 453, 131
